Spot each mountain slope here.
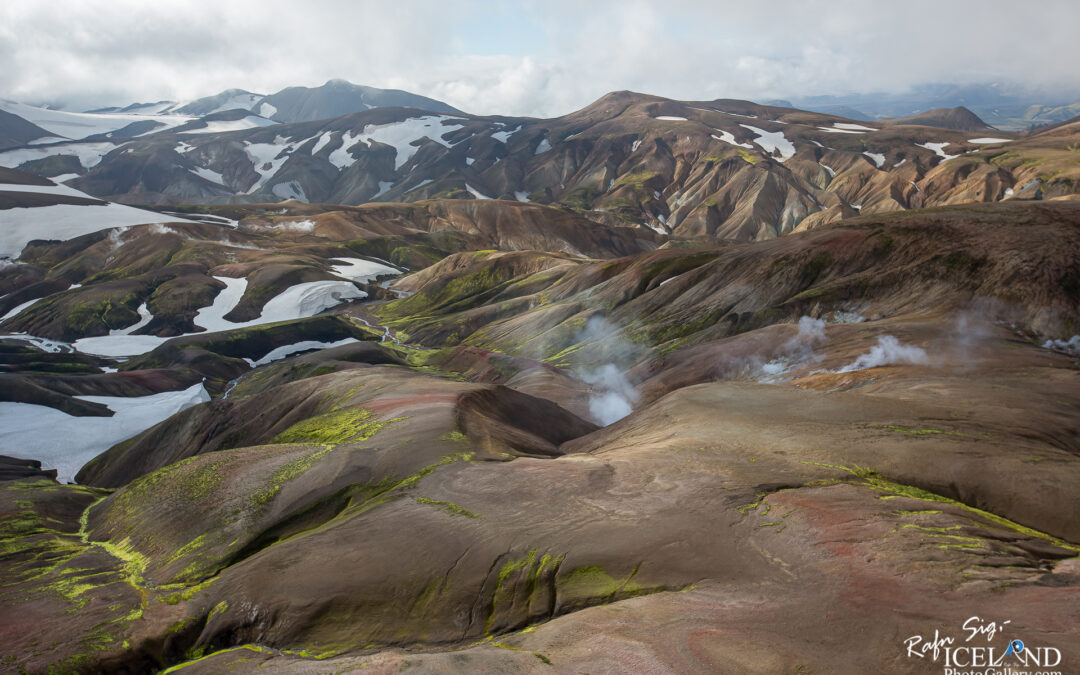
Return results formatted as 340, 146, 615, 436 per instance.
256, 79, 460, 122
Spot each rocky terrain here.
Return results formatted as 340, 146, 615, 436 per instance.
1, 86, 1079, 673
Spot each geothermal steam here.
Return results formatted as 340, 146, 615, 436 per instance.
837, 335, 929, 372
574, 315, 643, 426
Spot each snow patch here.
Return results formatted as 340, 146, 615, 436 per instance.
655, 115, 688, 121
916, 142, 960, 161
0, 382, 210, 483
329, 258, 400, 283
180, 116, 275, 135
466, 184, 493, 200
968, 137, 1011, 144
711, 129, 752, 148
863, 152, 885, 168
739, 125, 795, 161
534, 138, 552, 155
251, 338, 359, 367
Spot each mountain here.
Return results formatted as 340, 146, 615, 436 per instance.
788, 82, 1080, 130
171, 88, 265, 117
0, 108, 54, 149
255, 78, 461, 122
881, 106, 994, 131
4, 90, 1078, 243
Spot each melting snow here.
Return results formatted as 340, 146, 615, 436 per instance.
311, 131, 334, 155
258, 102, 278, 118
968, 137, 1011, 144
534, 138, 552, 155
491, 125, 519, 143
0, 188, 195, 259
514, 191, 531, 202
0, 141, 119, 171
863, 152, 886, 168
271, 181, 308, 202
0, 382, 210, 483
466, 184, 493, 200
820, 163, 836, 178
631, 139, 642, 152
251, 338, 359, 367
655, 116, 688, 121
0, 100, 195, 141
916, 142, 960, 161
180, 116, 275, 135
739, 125, 795, 161
190, 166, 226, 186
711, 130, 752, 148
1, 298, 41, 322
329, 258, 400, 283
109, 303, 153, 336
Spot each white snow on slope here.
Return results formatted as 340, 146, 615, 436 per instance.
1, 298, 40, 321
491, 126, 519, 143
514, 191, 531, 202
820, 163, 836, 178
534, 138, 552, 154
0, 382, 210, 483
358, 116, 466, 170
817, 126, 864, 134
655, 116, 688, 121
0, 141, 118, 171
0, 188, 195, 259
832, 123, 878, 132
109, 303, 153, 336
0, 100, 195, 140
180, 116, 275, 135
711, 130, 752, 148
271, 181, 308, 202
916, 142, 960, 161
257, 102, 278, 118
203, 92, 264, 115
968, 137, 1011, 144
0, 181, 87, 197
863, 152, 886, 168
244, 135, 312, 193
311, 131, 334, 155
715, 109, 757, 118
739, 125, 795, 161
466, 184, 493, 199
251, 337, 359, 367
329, 258, 400, 283
190, 166, 226, 185
72, 276, 366, 358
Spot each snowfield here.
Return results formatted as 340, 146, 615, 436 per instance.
0, 382, 210, 483
73, 276, 368, 358
740, 125, 795, 161
711, 129, 752, 148
916, 142, 960, 161
180, 115, 276, 135
0, 184, 196, 259
655, 116, 688, 121
968, 137, 1011, 144
863, 152, 886, 168
329, 257, 400, 283
0, 99, 195, 140
0, 141, 119, 171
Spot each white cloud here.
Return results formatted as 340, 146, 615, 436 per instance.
0, 0, 1077, 118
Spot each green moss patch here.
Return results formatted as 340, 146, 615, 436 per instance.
270, 408, 396, 446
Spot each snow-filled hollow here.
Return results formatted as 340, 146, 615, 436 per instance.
0, 382, 210, 483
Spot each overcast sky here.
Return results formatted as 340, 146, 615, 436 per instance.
1, 0, 1077, 116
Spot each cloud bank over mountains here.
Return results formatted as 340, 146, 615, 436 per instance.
1, 0, 1078, 117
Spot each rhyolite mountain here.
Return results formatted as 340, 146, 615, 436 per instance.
3, 90, 1079, 243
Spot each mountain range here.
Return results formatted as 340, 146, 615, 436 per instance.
2, 82, 1079, 245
